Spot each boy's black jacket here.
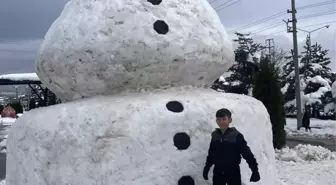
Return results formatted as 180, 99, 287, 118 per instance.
205, 127, 258, 173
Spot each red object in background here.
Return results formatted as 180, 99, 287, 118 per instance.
1, 106, 16, 118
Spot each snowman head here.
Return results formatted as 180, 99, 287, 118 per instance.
35, 0, 234, 102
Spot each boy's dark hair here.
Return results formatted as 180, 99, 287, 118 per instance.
216, 108, 232, 118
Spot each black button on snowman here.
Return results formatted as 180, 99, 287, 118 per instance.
167, 101, 195, 185
147, 0, 169, 35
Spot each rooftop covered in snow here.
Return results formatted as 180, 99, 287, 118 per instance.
0, 73, 41, 85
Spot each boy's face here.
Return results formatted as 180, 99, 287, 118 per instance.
216, 116, 232, 129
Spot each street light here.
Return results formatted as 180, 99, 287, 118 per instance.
297, 25, 330, 56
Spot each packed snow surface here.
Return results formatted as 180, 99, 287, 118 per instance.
0, 73, 39, 81
6, 88, 278, 185
276, 144, 336, 185
36, 0, 234, 102
0, 117, 15, 153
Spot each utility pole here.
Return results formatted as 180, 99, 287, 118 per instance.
286, 0, 302, 130
265, 38, 275, 62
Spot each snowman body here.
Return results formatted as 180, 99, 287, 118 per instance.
6, 88, 279, 185
6, 0, 281, 184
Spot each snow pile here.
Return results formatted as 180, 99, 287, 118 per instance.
275, 144, 335, 162
332, 81, 336, 98
285, 118, 336, 139
0, 118, 16, 126
326, 81, 336, 112
0, 180, 5, 185
6, 88, 279, 185
0, 117, 15, 153
36, 0, 234, 102
0, 73, 39, 81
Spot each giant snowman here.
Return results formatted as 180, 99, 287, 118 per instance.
6, 0, 280, 184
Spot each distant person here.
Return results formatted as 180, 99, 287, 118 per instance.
302, 106, 311, 132
203, 108, 260, 185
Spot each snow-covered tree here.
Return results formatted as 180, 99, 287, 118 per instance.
219, 32, 263, 94
29, 85, 61, 110
281, 36, 334, 116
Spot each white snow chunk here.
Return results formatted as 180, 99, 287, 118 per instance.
332, 81, 336, 98
275, 144, 335, 162
218, 76, 225, 82
0, 180, 5, 185
6, 88, 279, 185
0, 118, 16, 126
307, 75, 331, 89
36, 0, 234, 102
0, 73, 39, 82
0, 139, 6, 148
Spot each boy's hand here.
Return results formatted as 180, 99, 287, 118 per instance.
250, 171, 260, 182
202, 166, 210, 180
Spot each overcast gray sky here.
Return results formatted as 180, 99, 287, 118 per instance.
0, 0, 335, 76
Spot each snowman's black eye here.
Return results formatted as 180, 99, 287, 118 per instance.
173, 132, 190, 150
147, 0, 162, 5
178, 176, 195, 185
153, 20, 169, 35
166, 101, 183, 113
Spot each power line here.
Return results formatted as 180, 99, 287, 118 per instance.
252, 20, 336, 39
246, 11, 336, 35
298, 20, 336, 28
252, 30, 287, 39
297, 10, 336, 20
209, 0, 220, 4
213, 0, 235, 9
249, 21, 283, 34
215, 0, 241, 12
296, 0, 336, 10
228, 0, 336, 33
229, 11, 286, 33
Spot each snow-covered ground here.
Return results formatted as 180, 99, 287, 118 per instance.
277, 144, 336, 185
286, 118, 336, 140
0, 118, 15, 153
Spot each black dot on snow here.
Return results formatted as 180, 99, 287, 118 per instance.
147, 0, 162, 5
173, 132, 191, 150
166, 101, 184, 113
178, 176, 195, 185
153, 20, 169, 34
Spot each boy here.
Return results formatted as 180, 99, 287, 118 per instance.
202, 108, 260, 185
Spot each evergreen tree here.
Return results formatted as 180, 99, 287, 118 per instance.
253, 57, 286, 149
0, 104, 3, 115
300, 38, 333, 116
222, 32, 263, 94
281, 37, 334, 116
28, 85, 61, 109
280, 50, 301, 114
